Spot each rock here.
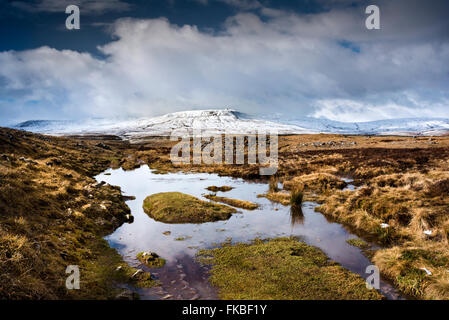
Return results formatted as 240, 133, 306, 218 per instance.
95, 142, 111, 150
33, 242, 41, 252
131, 269, 144, 279
19, 157, 37, 165
125, 214, 134, 223
141, 251, 159, 260
115, 289, 138, 300
161, 294, 173, 300
64, 173, 73, 179
163, 231, 171, 236
46, 159, 61, 166
181, 280, 189, 286
421, 267, 432, 276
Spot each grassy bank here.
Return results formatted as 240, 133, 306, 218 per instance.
0, 128, 156, 299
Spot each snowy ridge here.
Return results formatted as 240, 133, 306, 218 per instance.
13, 109, 449, 139
280, 117, 449, 136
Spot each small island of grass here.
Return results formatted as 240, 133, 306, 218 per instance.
143, 192, 236, 223
257, 192, 291, 206
206, 186, 234, 192
204, 194, 259, 210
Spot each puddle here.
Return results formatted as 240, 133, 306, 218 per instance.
96, 165, 403, 300
341, 177, 362, 191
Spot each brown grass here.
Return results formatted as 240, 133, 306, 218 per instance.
204, 194, 259, 210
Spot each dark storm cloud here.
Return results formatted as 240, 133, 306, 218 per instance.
11, 0, 132, 14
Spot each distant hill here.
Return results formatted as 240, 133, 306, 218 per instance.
13, 109, 449, 139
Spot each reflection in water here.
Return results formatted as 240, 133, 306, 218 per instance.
290, 205, 304, 226
96, 165, 403, 300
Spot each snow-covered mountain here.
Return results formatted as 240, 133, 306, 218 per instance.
13, 109, 449, 139
13, 110, 315, 138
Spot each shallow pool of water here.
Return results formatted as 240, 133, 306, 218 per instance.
96, 165, 402, 300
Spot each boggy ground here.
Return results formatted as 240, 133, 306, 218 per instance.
3, 128, 449, 300
126, 134, 449, 300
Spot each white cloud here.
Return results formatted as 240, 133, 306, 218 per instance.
1, 0, 449, 124
312, 98, 449, 122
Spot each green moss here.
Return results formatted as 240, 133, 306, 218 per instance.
204, 194, 259, 210
346, 238, 370, 249
206, 186, 234, 192
143, 192, 236, 223
136, 251, 166, 268
197, 237, 384, 300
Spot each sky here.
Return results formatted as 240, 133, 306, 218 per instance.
0, 0, 448, 125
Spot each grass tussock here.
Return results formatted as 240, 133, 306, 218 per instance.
206, 185, 234, 192
269, 177, 279, 193
290, 185, 304, 206
197, 238, 383, 300
143, 192, 236, 223
284, 173, 346, 194
204, 194, 259, 210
